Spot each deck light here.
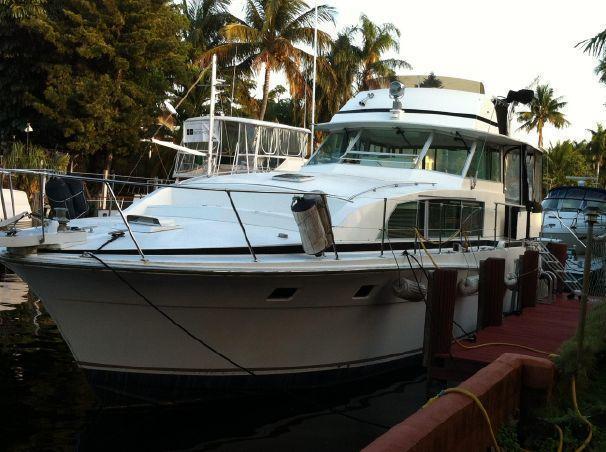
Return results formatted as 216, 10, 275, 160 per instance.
389, 81, 405, 119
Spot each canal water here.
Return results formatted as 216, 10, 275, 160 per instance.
0, 273, 426, 451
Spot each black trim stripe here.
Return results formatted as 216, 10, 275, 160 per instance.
335, 107, 499, 128
39, 239, 522, 256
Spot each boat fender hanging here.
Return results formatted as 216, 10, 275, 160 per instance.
504, 273, 518, 289
392, 277, 426, 301
291, 194, 333, 256
458, 275, 479, 296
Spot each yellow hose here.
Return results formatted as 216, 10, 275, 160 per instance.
572, 376, 593, 452
424, 387, 500, 452
453, 335, 558, 358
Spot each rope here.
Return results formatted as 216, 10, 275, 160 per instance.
82, 252, 392, 430
414, 228, 439, 268
423, 387, 500, 452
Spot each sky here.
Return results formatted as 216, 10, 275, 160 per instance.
229, 0, 606, 148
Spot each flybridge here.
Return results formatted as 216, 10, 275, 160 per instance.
322, 87, 501, 136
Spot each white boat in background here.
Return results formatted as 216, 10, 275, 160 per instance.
541, 186, 606, 253
0, 189, 30, 218
0, 80, 544, 401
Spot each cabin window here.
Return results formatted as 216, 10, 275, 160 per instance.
342, 128, 430, 168
468, 143, 501, 182
504, 147, 522, 204
309, 130, 353, 164
387, 201, 419, 238
422, 132, 471, 175
525, 149, 543, 203
387, 199, 484, 239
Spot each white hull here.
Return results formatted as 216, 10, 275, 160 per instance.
3, 247, 522, 391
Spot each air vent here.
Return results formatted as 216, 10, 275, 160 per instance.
353, 285, 375, 298
267, 288, 298, 301
272, 173, 315, 182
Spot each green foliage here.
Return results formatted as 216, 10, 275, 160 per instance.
2, 141, 69, 199
517, 83, 569, 148
419, 72, 443, 88
208, 0, 336, 120
587, 123, 606, 181
544, 140, 591, 190
11, 0, 190, 175
555, 301, 606, 380
355, 14, 411, 91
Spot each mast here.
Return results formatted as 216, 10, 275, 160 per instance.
310, 1, 318, 153
207, 54, 217, 176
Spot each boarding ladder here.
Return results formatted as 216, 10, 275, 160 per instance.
526, 240, 582, 295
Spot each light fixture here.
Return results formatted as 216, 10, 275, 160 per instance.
389, 81, 405, 119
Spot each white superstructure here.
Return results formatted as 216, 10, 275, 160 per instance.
0, 83, 543, 401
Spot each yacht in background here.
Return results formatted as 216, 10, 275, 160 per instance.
541, 185, 606, 254
0, 79, 543, 401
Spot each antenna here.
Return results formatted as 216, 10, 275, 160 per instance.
310, 1, 318, 150
207, 54, 217, 177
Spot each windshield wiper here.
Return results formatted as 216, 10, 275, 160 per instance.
395, 127, 413, 147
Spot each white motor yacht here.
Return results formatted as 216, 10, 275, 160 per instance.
0, 81, 543, 400
541, 185, 606, 253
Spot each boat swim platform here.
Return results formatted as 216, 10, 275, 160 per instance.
430, 293, 581, 383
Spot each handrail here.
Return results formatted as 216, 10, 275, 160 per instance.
104, 181, 146, 261
0, 168, 351, 200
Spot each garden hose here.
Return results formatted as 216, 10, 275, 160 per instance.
423, 387, 500, 452
572, 376, 593, 452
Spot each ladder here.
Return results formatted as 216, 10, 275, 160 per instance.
527, 240, 582, 295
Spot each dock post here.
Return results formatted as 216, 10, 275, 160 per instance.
423, 268, 458, 395
519, 249, 539, 309
546, 242, 568, 291
477, 258, 506, 329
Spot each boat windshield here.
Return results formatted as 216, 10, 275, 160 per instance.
308, 128, 472, 175
542, 187, 606, 212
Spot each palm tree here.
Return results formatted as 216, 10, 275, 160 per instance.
208, 0, 335, 120
577, 29, 606, 85
544, 140, 590, 190
517, 83, 569, 149
356, 14, 411, 91
587, 124, 606, 181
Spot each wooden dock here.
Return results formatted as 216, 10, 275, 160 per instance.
430, 295, 581, 381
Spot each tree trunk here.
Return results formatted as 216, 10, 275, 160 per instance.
258, 64, 271, 120
537, 122, 543, 149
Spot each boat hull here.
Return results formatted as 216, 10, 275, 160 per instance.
2, 247, 522, 401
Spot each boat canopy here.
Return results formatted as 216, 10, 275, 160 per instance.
174, 116, 310, 178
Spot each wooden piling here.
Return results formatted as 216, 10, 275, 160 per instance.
477, 258, 506, 329
546, 242, 568, 291
519, 249, 539, 309
423, 269, 459, 368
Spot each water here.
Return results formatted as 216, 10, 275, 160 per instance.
0, 274, 426, 451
